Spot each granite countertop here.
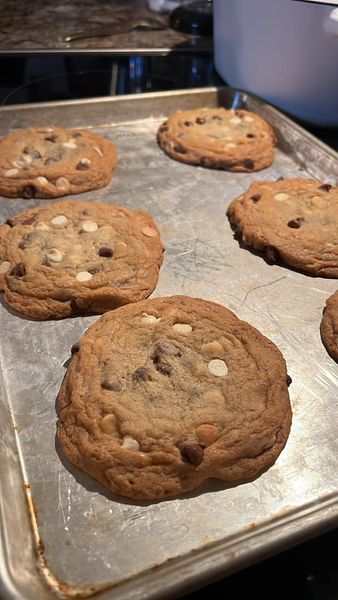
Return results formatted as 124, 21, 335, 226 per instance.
0, 0, 212, 51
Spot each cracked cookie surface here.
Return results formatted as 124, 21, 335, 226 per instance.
0, 200, 163, 319
227, 178, 338, 277
0, 126, 117, 198
57, 296, 292, 500
157, 108, 276, 172
320, 290, 338, 361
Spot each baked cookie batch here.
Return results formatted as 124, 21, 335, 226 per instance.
0, 108, 335, 500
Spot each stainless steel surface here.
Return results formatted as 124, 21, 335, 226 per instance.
1, 87, 338, 600
63, 17, 166, 44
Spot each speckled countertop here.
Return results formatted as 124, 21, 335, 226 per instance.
0, 0, 211, 51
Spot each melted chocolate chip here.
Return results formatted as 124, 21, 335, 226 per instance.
286, 374, 292, 386
22, 216, 36, 225
319, 184, 332, 192
266, 246, 279, 264
76, 160, 90, 171
196, 117, 206, 125
101, 379, 123, 392
173, 144, 187, 154
184, 121, 193, 127
22, 185, 36, 199
98, 247, 114, 258
276, 176, 285, 181
246, 133, 255, 138
287, 217, 303, 229
71, 342, 80, 354
243, 158, 254, 170
44, 157, 57, 165
6, 218, 15, 227
88, 265, 103, 275
10, 262, 26, 277
159, 125, 169, 133
156, 362, 172, 376
212, 115, 222, 120
72, 132, 82, 138
18, 241, 26, 250
113, 278, 130, 287
153, 341, 181, 358
132, 367, 149, 382
250, 194, 261, 202
23, 147, 41, 160
181, 444, 204, 466
44, 134, 57, 143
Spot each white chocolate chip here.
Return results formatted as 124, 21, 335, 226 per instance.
55, 177, 70, 190
46, 248, 63, 263
51, 214, 68, 227
274, 193, 289, 202
0, 260, 11, 274
78, 157, 91, 168
76, 271, 93, 282
35, 176, 49, 186
12, 160, 25, 168
62, 141, 77, 149
226, 143, 237, 149
35, 221, 50, 231
4, 169, 18, 177
208, 359, 228, 377
173, 323, 192, 334
140, 313, 161, 324
311, 195, 326, 208
22, 154, 32, 164
244, 115, 254, 122
93, 145, 103, 156
229, 116, 242, 125
37, 127, 53, 133
100, 414, 117, 434
81, 220, 98, 233
141, 226, 158, 237
121, 436, 140, 451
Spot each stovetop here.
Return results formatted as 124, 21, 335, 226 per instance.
0, 53, 337, 600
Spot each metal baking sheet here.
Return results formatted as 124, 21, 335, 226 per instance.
1, 87, 338, 600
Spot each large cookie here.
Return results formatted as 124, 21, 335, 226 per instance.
227, 178, 338, 277
320, 290, 338, 361
57, 296, 292, 501
0, 126, 117, 198
0, 200, 163, 319
157, 108, 276, 172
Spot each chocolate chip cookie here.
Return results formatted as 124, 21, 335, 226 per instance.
227, 178, 338, 277
157, 108, 276, 172
57, 295, 292, 501
320, 290, 338, 361
0, 200, 163, 319
0, 126, 117, 198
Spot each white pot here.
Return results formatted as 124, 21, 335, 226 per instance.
213, 0, 338, 126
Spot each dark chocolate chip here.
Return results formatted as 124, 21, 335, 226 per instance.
250, 194, 261, 202
22, 216, 36, 225
276, 176, 284, 181
88, 265, 103, 275
10, 262, 26, 277
196, 117, 206, 125
22, 185, 36, 199
132, 367, 149, 382
44, 157, 57, 165
101, 379, 122, 392
319, 184, 332, 192
23, 147, 41, 159
243, 158, 254, 169
286, 374, 292, 386
173, 144, 187, 154
18, 241, 26, 250
181, 444, 204, 466
98, 246, 114, 258
71, 342, 80, 354
156, 362, 172, 376
76, 160, 90, 171
44, 134, 57, 143
212, 115, 222, 120
153, 341, 181, 358
266, 246, 279, 264
246, 133, 255, 138
184, 120, 193, 127
287, 217, 303, 229
159, 125, 169, 133
235, 110, 243, 117
6, 218, 15, 227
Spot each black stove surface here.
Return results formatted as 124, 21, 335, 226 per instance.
0, 54, 338, 600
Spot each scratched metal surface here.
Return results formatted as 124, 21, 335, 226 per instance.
1, 88, 338, 600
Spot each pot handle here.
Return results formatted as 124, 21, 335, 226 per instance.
323, 8, 338, 36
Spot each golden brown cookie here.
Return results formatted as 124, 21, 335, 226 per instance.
0, 200, 163, 319
227, 178, 338, 277
157, 108, 276, 172
0, 126, 117, 198
320, 290, 338, 361
57, 295, 292, 501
